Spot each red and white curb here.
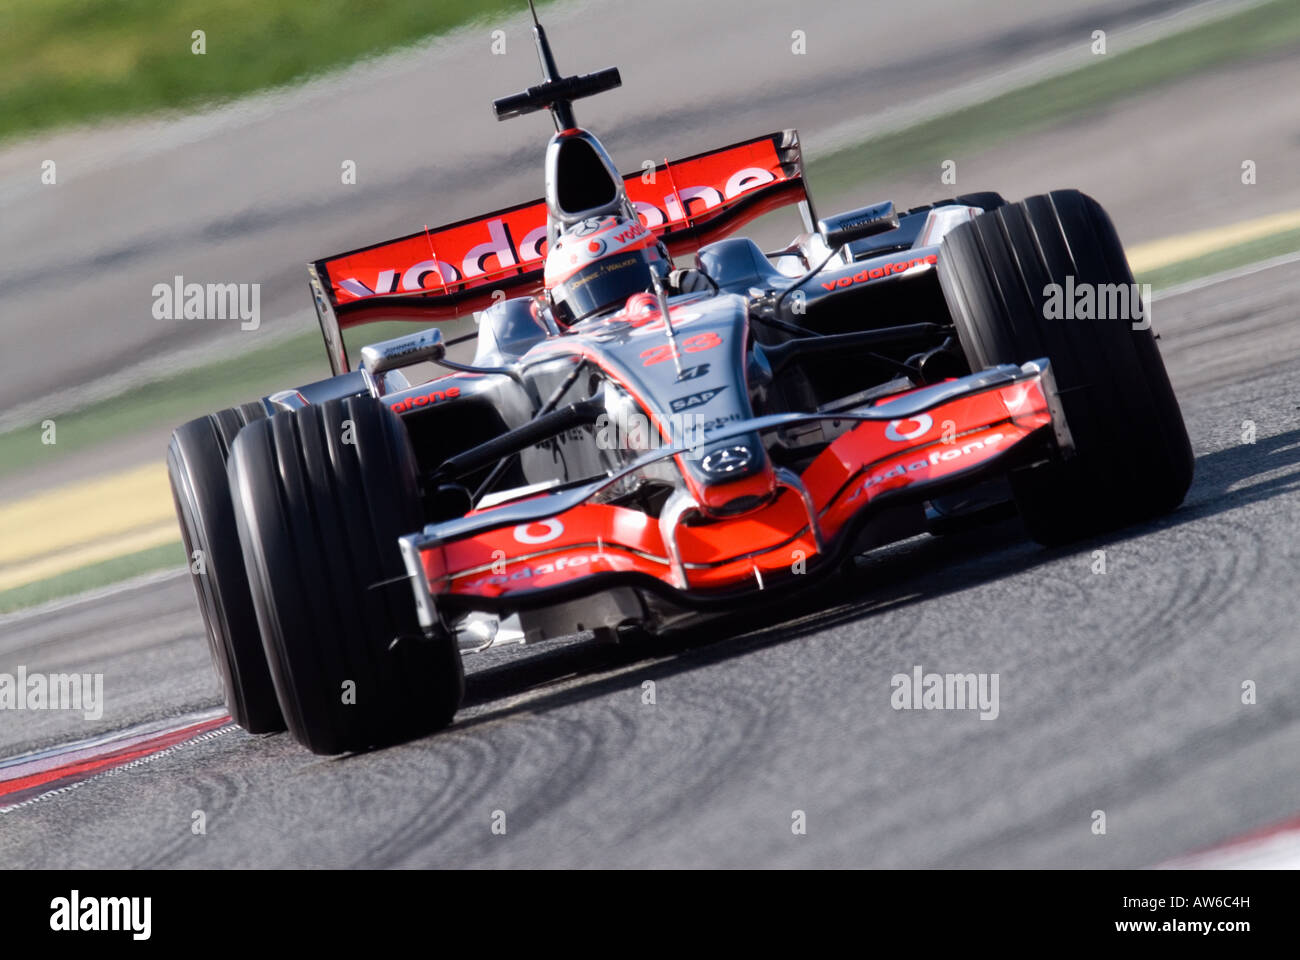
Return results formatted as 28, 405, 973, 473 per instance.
1158, 815, 1300, 869
0, 708, 233, 811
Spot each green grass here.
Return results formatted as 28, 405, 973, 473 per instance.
1137, 226, 1300, 291
0, 541, 185, 614
810, 0, 1300, 191
0, 0, 553, 143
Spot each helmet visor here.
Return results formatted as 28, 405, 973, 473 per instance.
552, 248, 659, 325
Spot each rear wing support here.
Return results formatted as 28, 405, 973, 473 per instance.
309, 262, 350, 375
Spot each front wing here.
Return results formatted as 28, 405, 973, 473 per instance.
399, 361, 1069, 625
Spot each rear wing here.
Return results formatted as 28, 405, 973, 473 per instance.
308, 130, 810, 374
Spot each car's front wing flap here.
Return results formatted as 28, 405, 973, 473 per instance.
398, 361, 1067, 624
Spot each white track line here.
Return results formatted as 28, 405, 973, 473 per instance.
0, 565, 186, 628
1150, 250, 1300, 301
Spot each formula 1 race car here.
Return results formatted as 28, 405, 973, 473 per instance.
168, 7, 1193, 754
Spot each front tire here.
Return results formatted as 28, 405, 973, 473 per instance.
168, 402, 285, 733
937, 189, 1193, 544
228, 396, 463, 754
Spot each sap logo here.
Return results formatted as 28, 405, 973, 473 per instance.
388, 386, 460, 413
670, 387, 727, 412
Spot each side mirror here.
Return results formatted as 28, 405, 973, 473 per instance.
818, 202, 899, 249
359, 328, 446, 377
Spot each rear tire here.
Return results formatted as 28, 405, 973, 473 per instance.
168, 402, 285, 733
937, 189, 1193, 544
228, 396, 464, 754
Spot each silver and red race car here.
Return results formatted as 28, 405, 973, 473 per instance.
168, 9, 1193, 754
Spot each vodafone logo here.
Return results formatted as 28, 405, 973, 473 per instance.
612, 222, 647, 243
819, 254, 939, 292
514, 519, 564, 544
885, 414, 933, 442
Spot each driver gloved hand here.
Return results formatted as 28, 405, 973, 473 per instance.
669, 267, 713, 294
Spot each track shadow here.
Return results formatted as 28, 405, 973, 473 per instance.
453, 427, 1300, 729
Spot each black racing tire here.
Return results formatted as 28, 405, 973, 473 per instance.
228, 396, 464, 755
937, 189, 1194, 544
167, 401, 285, 733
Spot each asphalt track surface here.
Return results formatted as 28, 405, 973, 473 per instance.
2, 256, 1299, 868
3, 0, 1300, 868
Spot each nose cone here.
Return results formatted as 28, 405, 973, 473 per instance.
686, 433, 777, 517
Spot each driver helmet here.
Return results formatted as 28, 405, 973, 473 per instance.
544, 215, 669, 327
